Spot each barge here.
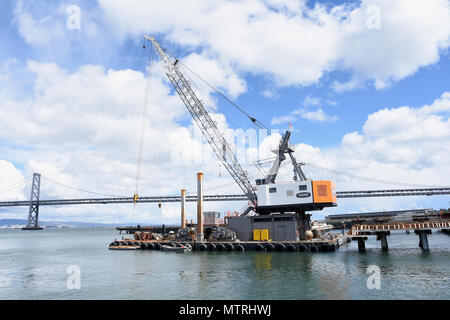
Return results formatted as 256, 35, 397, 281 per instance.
111, 210, 349, 253
109, 237, 345, 252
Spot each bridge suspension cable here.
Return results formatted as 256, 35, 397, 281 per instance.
0, 174, 32, 197
41, 177, 126, 199
302, 162, 449, 189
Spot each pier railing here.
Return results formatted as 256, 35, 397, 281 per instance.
349, 219, 450, 235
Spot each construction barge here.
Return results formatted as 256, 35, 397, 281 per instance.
109, 237, 345, 252
109, 38, 350, 253
110, 38, 448, 254
110, 210, 346, 252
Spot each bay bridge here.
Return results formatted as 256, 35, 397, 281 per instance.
1, 185, 450, 207
1, 172, 449, 230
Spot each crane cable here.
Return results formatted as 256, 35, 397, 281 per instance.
157, 44, 270, 132
134, 43, 154, 210
178, 60, 270, 132
173, 53, 273, 187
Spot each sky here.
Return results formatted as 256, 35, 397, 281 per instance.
0, 0, 449, 224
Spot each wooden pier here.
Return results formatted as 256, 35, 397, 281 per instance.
349, 220, 450, 234
347, 219, 450, 251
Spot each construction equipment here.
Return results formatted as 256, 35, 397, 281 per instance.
209, 226, 237, 241
145, 36, 337, 216
254, 130, 336, 214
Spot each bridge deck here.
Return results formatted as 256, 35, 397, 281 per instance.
1, 187, 450, 207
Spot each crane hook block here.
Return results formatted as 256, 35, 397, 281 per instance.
158, 203, 162, 208
133, 194, 139, 203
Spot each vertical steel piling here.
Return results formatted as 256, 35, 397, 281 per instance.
181, 189, 186, 229
196, 172, 204, 242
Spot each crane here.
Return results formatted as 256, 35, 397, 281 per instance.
256, 130, 307, 185
145, 36, 337, 216
145, 36, 257, 205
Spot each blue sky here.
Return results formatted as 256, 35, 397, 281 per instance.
0, 0, 449, 223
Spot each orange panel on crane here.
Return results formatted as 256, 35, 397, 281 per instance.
312, 181, 337, 204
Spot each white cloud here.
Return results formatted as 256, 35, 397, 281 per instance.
261, 88, 280, 99
298, 92, 450, 186
271, 115, 297, 125
294, 108, 339, 122
3, 0, 450, 222
98, 0, 450, 90
0, 60, 259, 223
181, 52, 247, 99
302, 95, 321, 107
1, 60, 449, 222
331, 78, 362, 93
13, 1, 66, 47
336, 0, 450, 89
271, 103, 339, 124
266, 92, 450, 216
0, 160, 26, 200
0, 59, 22, 99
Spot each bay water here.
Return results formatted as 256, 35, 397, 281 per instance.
0, 228, 449, 299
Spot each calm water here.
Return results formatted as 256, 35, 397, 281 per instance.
0, 228, 449, 300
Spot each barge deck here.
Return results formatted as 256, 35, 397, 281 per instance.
109, 234, 347, 253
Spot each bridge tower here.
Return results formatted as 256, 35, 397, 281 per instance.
22, 173, 43, 230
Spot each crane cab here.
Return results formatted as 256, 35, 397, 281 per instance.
255, 180, 337, 214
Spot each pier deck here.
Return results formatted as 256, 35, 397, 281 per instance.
348, 220, 450, 235
347, 219, 450, 251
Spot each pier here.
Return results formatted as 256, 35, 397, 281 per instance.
348, 219, 450, 251
325, 208, 449, 228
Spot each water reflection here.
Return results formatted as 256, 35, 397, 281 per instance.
295, 252, 313, 273
21, 266, 42, 290
0, 270, 12, 289
317, 270, 351, 299
253, 253, 272, 272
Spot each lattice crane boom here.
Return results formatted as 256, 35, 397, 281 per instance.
145, 36, 257, 204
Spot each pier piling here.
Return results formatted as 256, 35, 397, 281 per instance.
377, 232, 389, 251
181, 189, 186, 229
196, 172, 204, 242
416, 230, 430, 251
357, 238, 366, 251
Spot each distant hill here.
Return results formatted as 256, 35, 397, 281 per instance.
0, 219, 147, 228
